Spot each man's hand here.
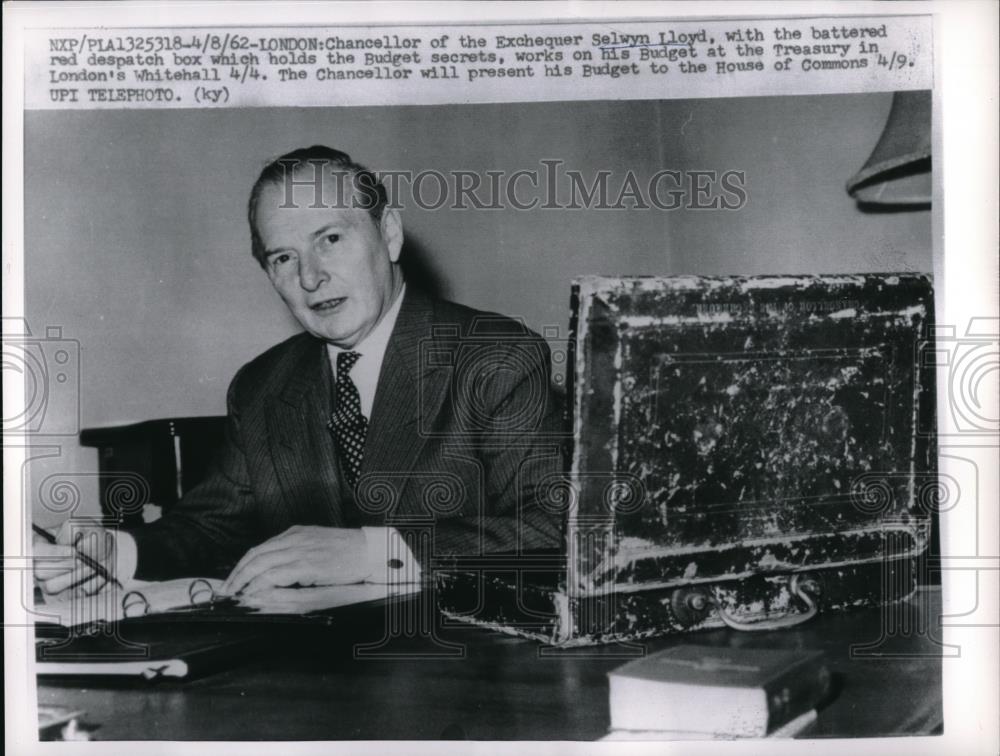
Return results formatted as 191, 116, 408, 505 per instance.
33, 519, 117, 596
221, 525, 369, 596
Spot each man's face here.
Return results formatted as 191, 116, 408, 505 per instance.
254, 172, 403, 348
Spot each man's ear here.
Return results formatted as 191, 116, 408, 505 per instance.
380, 207, 404, 264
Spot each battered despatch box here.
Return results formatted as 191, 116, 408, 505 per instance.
437, 274, 936, 645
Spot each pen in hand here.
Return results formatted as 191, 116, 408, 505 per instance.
32, 523, 124, 590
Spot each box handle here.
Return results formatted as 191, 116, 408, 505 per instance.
712, 574, 820, 632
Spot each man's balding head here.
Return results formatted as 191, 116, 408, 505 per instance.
248, 145, 389, 269
249, 146, 404, 348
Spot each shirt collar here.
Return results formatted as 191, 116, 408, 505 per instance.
326, 282, 406, 366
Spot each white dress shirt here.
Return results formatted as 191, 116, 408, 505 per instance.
326, 282, 405, 420
114, 284, 420, 588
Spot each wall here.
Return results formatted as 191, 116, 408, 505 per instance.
24, 94, 932, 520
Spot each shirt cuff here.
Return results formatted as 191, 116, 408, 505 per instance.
361, 527, 422, 584
111, 529, 139, 584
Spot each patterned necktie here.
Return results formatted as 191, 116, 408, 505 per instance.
328, 350, 367, 488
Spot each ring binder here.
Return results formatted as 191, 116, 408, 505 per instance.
37, 577, 413, 629
122, 590, 150, 618
188, 578, 217, 606
118, 578, 226, 620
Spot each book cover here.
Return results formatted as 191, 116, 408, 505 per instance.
607, 645, 831, 737
599, 708, 819, 740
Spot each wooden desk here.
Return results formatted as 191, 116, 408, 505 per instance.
38, 588, 943, 741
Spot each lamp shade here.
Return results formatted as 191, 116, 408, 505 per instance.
846, 90, 932, 206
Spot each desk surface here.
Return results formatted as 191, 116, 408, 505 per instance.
38, 588, 943, 741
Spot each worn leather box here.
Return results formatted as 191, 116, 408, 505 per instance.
438, 274, 936, 645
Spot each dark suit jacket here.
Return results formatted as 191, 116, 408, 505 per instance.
128, 288, 566, 580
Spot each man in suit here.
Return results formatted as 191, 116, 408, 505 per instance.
35, 146, 564, 598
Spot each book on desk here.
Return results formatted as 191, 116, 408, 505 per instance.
605, 644, 832, 739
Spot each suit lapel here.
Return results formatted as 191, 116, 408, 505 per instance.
363, 289, 451, 511
266, 339, 347, 525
